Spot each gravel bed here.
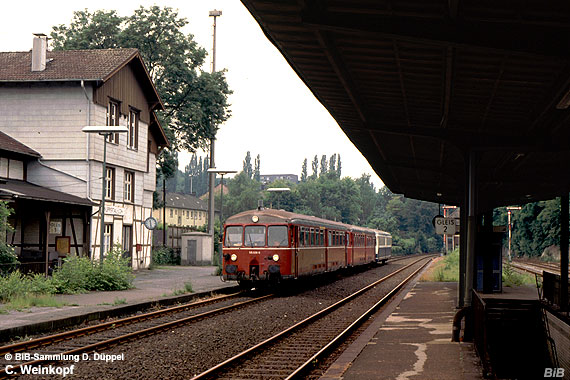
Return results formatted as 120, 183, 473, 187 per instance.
17, 257, 423, 379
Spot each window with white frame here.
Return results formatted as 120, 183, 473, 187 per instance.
124, 171, 134, 203
106, 100, 120, 144
105, 167, 115, 200
104, 224, 113, 254
127, 109, 139, 150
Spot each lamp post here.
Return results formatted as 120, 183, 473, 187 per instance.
206, 169, 237, 226
267, 187, 291, 209
207, 9, 222, 242
82, 126, 128, 263
206, 168, 236, 265
506, 206, 522, 262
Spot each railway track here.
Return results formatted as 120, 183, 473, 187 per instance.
508, 259, 568, 277
0, 291, 271, 378
191, 255, 433, 380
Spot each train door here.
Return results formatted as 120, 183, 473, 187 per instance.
294, 225, 299, 277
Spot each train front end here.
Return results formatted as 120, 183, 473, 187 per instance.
222, 210, 294, 286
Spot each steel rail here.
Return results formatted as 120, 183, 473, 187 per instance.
0, 291, 244, 356
190, 256, 433, 380
286, 258, 432, 379
0, 293, 273, 379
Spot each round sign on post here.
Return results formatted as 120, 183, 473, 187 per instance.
144, 217, 158, 230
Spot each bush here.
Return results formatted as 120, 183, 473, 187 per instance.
52, 255, 97, 293
94, 246, 134, 291
52, 244, 134, 293
152, 246, 180, 265
0, 271, 28, 302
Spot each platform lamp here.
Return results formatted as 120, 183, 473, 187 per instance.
267, 188, 291, 209
82, 126, 128, 263
207, 168, 236, 265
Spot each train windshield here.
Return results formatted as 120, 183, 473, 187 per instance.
224, 226, 243, 247
268, 226, 288, 247
244, 226, 266, 247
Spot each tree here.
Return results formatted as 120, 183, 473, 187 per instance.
225, 172, 262, 215
301, 158, 308, 182
320, 155, 328, 176
243, 151, 253, 179
337, 154, 342, 178
311, 155, 319, 179
356, 174, 376, 224
329, 154, 337, 174
0, 201, 17, 273
254, 154, 261, 182
51, 6, 232, 177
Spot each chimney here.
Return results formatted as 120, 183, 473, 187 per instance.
31, 33, 47, 72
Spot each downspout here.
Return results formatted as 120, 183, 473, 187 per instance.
81, 80, 92, 199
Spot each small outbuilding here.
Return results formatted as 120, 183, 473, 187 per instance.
180, 232, 213, 266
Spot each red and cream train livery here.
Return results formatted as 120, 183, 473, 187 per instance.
222, 209, 392, 285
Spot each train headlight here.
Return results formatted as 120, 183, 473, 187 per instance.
272, 254, 279, 262
230, 254, 238, 261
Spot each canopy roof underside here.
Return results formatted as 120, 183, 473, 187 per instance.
242, 0, 570, 210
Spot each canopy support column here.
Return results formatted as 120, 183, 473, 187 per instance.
561, 193, 568, 312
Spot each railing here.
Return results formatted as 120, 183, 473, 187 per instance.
543, 271, 570, 310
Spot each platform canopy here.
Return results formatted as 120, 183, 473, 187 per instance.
241, 0, 570, 211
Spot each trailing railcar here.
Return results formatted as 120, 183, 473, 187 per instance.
375, 230, 392, 263
221, 209, 390, 286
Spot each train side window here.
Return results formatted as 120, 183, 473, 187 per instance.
224, 226, 243, 247
244, 225, 266, 247
310, 228, 314, 246
268, 226, 288, 247
328, 231, 332, 246
320, 230, 324, 245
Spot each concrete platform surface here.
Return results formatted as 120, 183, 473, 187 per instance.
0, 266, 235, 335
322, 282, 483, 380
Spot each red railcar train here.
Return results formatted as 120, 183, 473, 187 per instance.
222, 209, 392, 286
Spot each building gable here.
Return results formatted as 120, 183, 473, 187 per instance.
94, 62, 153, 125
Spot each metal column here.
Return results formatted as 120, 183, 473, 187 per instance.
561, 193, 569, 311
465, 151, 477, 307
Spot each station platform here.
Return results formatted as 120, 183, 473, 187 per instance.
0, 266, 236, 341
321, 281, 483, 380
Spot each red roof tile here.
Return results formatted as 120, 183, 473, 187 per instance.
0, 49, 139, 82
0, 131, 41, 158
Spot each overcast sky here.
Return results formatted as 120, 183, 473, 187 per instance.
1, 0, 385, 189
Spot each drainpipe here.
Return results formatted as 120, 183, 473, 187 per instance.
80, 80, 92, 199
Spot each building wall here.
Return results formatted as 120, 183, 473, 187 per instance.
0, 83, 88, 159
0, 80, 160, 269
152, 207, 207, 228
0, 157, 24, 180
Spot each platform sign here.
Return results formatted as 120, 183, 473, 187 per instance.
433, 216, 457, 234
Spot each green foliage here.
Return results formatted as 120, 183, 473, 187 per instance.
496, 198, 565, 258
170, 281, 193, 296
0, 201, 18, 274
113, 298, 127, 306
52, 245, 134, 293
152, 246, 180, 265
502, 263, 535, 287
423, 249, 459, 282
5, 295, 65, 311
243, 151, 253, 179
